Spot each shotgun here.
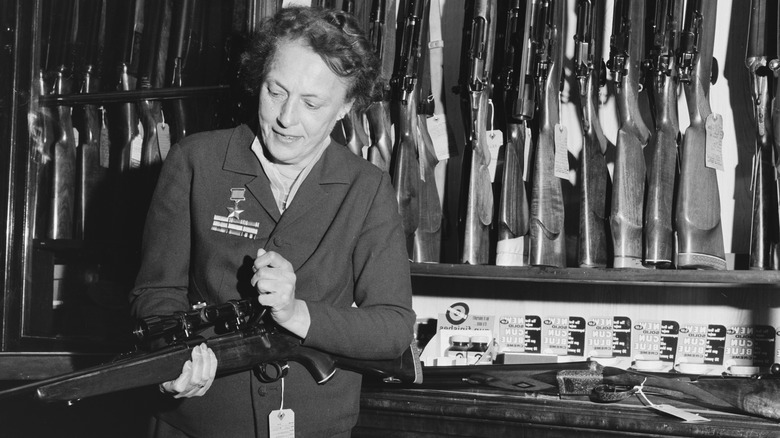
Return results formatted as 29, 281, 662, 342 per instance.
341, 0, 371, 158
0, 299, 422, 404
459, 0, 497, 265
496, 0, 530, 266
413, 3, 443, 263
747, 0, 780, 270
390, 0, 426, 258
365, 0, 396, 172
74, 0, 109, 240
136, 0, 171, 174
528, 0, 566, 268
46, 0, 79, 240
644, 0, 683, 268
419, 361, 780, 421
166, 0, 200, 145
574, 0, 609, 268
426, 0, 450, 209
608, 0, 650, 268
675, 0, 726, 270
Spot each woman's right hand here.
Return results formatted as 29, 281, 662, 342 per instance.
159, 343, 217, 398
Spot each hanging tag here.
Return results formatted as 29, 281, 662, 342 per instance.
130, 120, 144, 169
426, 115, 450, 160
268, 409, 295, 438
705, 113, 724, 171
486, 129, 504, 183
99, 109, 111, 168
72, 128, 80, 148
554, 124, 569, 179
157, 122, 171, 161
648, 404, 709, 423
523, 125, 532, 182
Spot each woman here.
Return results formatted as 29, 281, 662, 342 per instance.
130, 6, 415, 437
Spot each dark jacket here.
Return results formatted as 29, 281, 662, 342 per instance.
130, 124, 415, 437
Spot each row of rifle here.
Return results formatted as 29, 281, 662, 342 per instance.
31, 0, 253, 242
362, 0, 754, 269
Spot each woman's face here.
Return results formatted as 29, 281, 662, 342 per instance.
258, 39, 354, 167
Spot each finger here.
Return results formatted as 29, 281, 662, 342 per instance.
166, 360, 193, 395
200, 348, 218, 393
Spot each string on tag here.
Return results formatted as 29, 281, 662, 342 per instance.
633, 378, 653, 406
487, 99, 495, 137
279, 377, 285, 413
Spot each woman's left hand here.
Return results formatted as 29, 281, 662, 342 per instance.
251, 248, 298, 324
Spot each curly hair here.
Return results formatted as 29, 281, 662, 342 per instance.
241, 6, 380, 113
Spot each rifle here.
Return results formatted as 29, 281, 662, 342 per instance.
137, 0, 171, 174
459, 0, 497, 265
607, 0, 650, 268
411, 0, 443, 263
426, 0, 450, 213
574, 0, 609, 268
166, 0, 200, 145
528, 0, 566, 268
644, 0, 683, 268
46, 0, 79, 240
74, 0, 109, 240
365, 0, 396, 172
0, 299, 421, 404
418, 360, 780, 421
675, 0, 726, 270
495, 0, 530, 266
390, 0, 426, 258
747, 0, 780, 270
340, 0, 371, 158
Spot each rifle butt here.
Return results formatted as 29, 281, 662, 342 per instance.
413, 115, 442, 262
748, 143, 779, 269
390, 103, 421, 258
49, 70, 77, 240
644, 126, 677, 267
609, 128, 646, 268
497, 121, 529, 266
460, 138, 493, 265
336, 342, 423, 384
675, 124, 726, 269
365, 100, 393, 172
529, 126, 566, 268
578, 130, 610, 268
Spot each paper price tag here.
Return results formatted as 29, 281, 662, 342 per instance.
554, 124, 569, 179
157, 122, 171, 160
427, 115, 451, 160
268, 409, 295, 438
130, 120, 144, 169
487, 129, 503, 183
523, 125, 532, 182
649, 404, 709, 423
705, 113, 724, 171
99, 123, 111, 168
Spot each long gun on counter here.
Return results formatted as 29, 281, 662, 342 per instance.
747, 0, 780, 270
675, 0, 726, 269
45, 0, 79, 240
607, 0, 650, 268
74, 0, 109, 240
495, 0, 530, 266
366, 0, 395, 172
528, 0, 566, 267
390, 0, 425, 258
644, 0, 683, 268
459, 0, 497, 265
412, 1, 443, 263
136, 0, 171, 175
417, 361, 780, 421
0, 299, 422, 404
574, 0, 609, 268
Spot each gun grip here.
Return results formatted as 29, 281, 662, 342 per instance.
289, 347, 337, 384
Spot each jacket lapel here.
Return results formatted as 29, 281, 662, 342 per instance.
222, 124, 281, 223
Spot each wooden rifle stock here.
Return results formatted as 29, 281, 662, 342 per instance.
391, 0, 426, 257
341, 2, 370, 158
529, 0, 565, 267
748, 0, 780, 270
496, 0, 530, 266
608, 0, 649, 268
366, 0, 395, 172
419, 361, 780, 421
167, 0, 199, 144
459, 0, 496, 265
644, 0, 683, 267
574, 0, 609, 268
675, 0, 726, 269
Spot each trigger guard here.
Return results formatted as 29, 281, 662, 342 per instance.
254, 361, 290, 383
